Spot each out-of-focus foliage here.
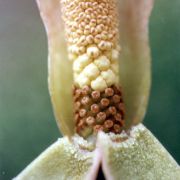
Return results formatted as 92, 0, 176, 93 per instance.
0, 0, 179, 179
147, 0, 180, 164
0, 1, 60, 180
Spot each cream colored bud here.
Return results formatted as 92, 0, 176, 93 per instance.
83, 63, 100, 80
94, 56, 110, 71
91, 76, 107, 91
87, 45, 100, 58
73, 59, 82, 73
76, 73, 90, 88
77, 54, 92, 67
101, 69, 116, 86
98, 41, 112, 51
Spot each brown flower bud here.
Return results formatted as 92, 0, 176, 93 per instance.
113, 124, 121, 133
81, 96, 90, 105
114, 113, 122, 121
75, 89, 82, 98
91, 104, 100, 114
93, 125, 104, 133
105, 108, 111, 117
118, 103, 125, 115
79, 109, 87, 117
96, 112, 106, 124
108, 106, 117, 115
105, 88, 114, 97
100, 98, 110, 107
86, 116, 95, 126
112, 95, 121, 103
113, 85, 122, 95
104, 120, 114, 129
91, 90, 100, 100
82, 85, 91, 95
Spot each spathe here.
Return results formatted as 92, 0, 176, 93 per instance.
14, 124, 180, 179
14, 0, 180, 179
36, 0, 153, 136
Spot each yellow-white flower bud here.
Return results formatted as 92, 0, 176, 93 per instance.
91, 76, 107, 92
94, 56, 110, 71
83, 63, 100, 80
101, 69, 116, 86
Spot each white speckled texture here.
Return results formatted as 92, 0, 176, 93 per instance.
14, 137, 96, 180
99, 124, 180, 180
14, 124, 179, 180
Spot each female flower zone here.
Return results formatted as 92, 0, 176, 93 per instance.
15, 0, 180, 179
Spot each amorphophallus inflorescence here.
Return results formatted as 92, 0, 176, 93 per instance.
14, 0, 180, 179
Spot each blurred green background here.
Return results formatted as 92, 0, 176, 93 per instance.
0, 0, 179, 179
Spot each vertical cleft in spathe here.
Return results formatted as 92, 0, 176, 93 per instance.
61, 0, 125, 138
